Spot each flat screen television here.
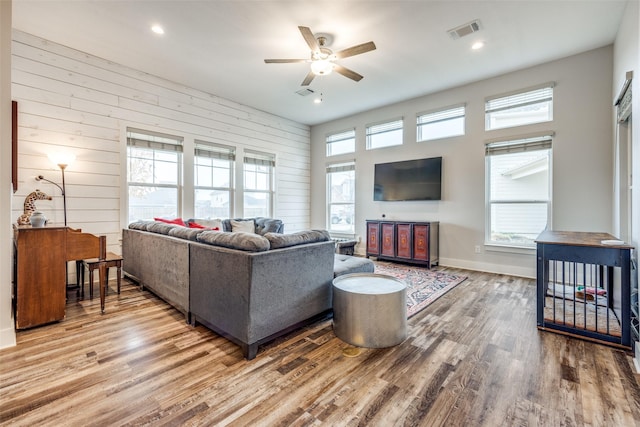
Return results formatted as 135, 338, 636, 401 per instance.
374, 157, 442, 201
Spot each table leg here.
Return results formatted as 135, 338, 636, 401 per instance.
89, 267, 94, 299
99, 262, 107, 314
117, 264, 121, 294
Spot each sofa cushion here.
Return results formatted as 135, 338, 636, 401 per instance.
168, 227, 206, 241
231, 219, 255, 233
265, 230, 330, 249
333, 254, 375, 277
128, 220, 155, 231
146, 222, 180, 234
197, 231, 270, 252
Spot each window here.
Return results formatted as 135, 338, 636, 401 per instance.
366, 119, 403, 150
127, 129, 183, 223
417, 105, 465, 141
326, 129, 356, 156
486, 134, 552, 247
327, 162, 355, 234
194, 141, 235, 219
485, 84, 554, 130
243, 150, 275, 217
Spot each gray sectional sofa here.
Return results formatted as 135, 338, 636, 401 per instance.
122, 218, 335, 359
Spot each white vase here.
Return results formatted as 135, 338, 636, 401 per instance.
30, 211, 46, 227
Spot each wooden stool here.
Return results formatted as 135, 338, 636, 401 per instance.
82, 252, 123, 299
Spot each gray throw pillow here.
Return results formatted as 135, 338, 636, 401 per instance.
255, 217, 283, 235
265, 229, 330, 249
197, 231, 270, 252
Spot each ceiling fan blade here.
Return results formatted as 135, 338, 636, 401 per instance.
299, 26, 319, 52
334, 64, 364, 82
334, 41, 376, 59
264, 59, 308, 63
301, 71, 316, 86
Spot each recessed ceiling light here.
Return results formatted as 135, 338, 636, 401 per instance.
472, 41, 485, 50
151, 25, 165, 35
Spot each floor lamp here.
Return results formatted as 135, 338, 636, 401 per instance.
36, 152, 76, 289
35, 152, 75, 226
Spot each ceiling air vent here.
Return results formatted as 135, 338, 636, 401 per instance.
296, 88, 315, 96
447, 19, 481, 40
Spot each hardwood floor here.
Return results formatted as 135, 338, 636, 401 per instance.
1, 267, 639, 426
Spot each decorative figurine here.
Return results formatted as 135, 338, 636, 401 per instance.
17, 189, 52, 225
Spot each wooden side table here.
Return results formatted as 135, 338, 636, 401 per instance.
81, 252, 123, 306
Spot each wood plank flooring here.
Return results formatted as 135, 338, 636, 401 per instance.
1, 267, 639, 426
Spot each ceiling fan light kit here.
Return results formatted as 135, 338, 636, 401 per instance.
265, 26, 376, 86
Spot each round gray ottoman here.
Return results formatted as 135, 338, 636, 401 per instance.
332, 273, 407, 348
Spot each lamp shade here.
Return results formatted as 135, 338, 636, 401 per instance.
47, 152, 76, 168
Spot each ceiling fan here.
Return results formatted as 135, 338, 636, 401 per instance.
264, 26, 376, 86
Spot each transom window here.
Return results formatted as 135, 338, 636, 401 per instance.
194, 141, 235, 219
486, 134, 553, 247
326, 129, 356, 156
243, 150, 275, 218
326, 162, 355, 234
417, 105, 465, 142
366, 119, 403, 150
127, 129, 183, 223
485, 84, 554, 131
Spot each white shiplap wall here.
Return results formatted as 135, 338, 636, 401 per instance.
11, 30, 311, 254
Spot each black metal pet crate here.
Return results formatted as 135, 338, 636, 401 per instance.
536, 230, 634, 350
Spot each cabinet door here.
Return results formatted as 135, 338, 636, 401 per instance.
381, 223, 395, 257
396, 223, 412, 259
413, 224, 429, 261
366, 222, 380, 255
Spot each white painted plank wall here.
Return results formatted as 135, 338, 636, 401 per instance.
11, 30, 311, 257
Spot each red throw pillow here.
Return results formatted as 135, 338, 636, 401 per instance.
188, 222, 219, 230
154, 217, 186, 227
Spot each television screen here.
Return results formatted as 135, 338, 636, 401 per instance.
374, 157, 442, 201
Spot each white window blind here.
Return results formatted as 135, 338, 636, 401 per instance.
195, 140, 235, 160
366, 119, 403, 150
485, 84, 554, 130
326, 129, 356, 156
417, 105, 465, 141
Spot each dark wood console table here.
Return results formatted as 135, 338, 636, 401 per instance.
366, 220, 439, 268
535, 230, 633, 350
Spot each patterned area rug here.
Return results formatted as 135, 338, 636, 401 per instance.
373, 261, 467, 318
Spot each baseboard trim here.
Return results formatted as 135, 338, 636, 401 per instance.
438, 257, 535, 279
0, 325, 16, 350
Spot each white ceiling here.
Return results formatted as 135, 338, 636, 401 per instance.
12, 0, 627, 126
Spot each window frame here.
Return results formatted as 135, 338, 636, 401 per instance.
194, 140, 235, 219
243, 149, 275, 218
326, 129, 356, 157
126, 128, 183, 222
485, 83, 554, 131
416, 104, 466, 142
365, 118, 404, 150
326, 161, 356, 235
485, 133, 553, 248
